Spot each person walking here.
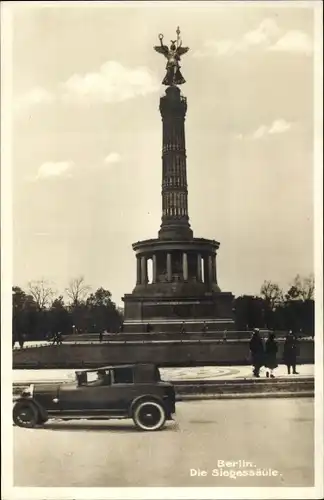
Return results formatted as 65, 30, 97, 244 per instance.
180, 321, 186, 334
283, 331, 299, 374
18, 332, 25, 349
202, 322, 208, 335
249, 328, 264, 377
265, 332, 278, 378
99, 331, 103, 343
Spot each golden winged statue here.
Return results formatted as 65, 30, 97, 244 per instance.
154, 27, 189, 86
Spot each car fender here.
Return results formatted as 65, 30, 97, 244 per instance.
14, 397, 48, 420
129, 394, 166, 416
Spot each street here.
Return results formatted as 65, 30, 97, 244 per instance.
14, 398, 314, 487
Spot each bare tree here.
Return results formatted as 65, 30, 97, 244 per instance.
65, 276, 91, 306
260, 281, 284, 310
28, 279, 55, 309
302, 274, 315, 300
286, 274, 315, 301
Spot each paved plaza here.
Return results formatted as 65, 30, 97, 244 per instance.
13, 398, 314, 487
13, 363, 314, 385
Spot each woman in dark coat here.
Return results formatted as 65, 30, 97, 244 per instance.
265, 332, 278, 378
249, 329, 264, 377
283, 331, 299, 374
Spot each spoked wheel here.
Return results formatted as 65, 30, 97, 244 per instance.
13, 401, 39, 428
133, 400, 166, 431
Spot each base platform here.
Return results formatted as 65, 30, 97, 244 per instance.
122, 318, 235, 334
122, 291, 235, 333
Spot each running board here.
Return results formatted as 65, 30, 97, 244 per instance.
47, 414, 129, 420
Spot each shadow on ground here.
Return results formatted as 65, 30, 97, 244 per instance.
14, 420, 179, 433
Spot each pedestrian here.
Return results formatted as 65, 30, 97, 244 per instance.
223, 330, 227, 342
249, 328, 264, 377
202, 322, 208, 335
146, 323, 152, 333
52, 332, 59, 345
99, 331, 103, 343
283, 331, 299, 375
180, 321, 186, 334
265, 332, 278, 378
18, 332, 24, 349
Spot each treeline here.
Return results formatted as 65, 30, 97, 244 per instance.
12, 273, 315, 341
234, 274, 314, 335
12, 276, 123, 341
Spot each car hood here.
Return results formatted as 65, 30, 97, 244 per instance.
33, 383, 60, 397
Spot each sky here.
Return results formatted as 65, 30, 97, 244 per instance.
8, 1, 317, 306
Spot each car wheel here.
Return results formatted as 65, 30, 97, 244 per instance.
133, 400, 166, 431
37, 414, 48, 425
13, 401, 39, 428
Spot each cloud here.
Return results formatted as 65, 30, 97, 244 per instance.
269, 31, 313, 55
14, 87, 55, 114
250, 119, 292, 140
268, 119, 291, 134
193, 19, 312, 58
36, 161, 74, 180
252, 125, 269, 139
242, 18, 280, 47
61, 61, 160, 104
14, 62, 160, 115
104, 152, 121, 164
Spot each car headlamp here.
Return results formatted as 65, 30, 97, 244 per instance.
21, 384, 34, 398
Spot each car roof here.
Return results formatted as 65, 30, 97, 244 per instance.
76, 363, 156, 373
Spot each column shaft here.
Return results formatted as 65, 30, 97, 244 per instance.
167, 253, 172, 281
203, 256, 209, 283
141, 256, 147, 284
213, 256, 217, 283
197, 254, 202, 282
183, 252, 188, 281
136, 256, 141, 284
152, 254, 157, 283
208, 255, 213, 284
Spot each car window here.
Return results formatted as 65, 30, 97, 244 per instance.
87, 371, 99, 383
81, 370, 112, 386
113, 367, 134, 384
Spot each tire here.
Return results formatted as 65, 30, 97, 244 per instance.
132, 400, 166, 431
37, 414, 48, 425
13, 401, 39, 428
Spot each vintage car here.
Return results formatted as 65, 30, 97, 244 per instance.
13, 363, 176, 431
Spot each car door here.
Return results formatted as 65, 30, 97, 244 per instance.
107, 367, 140, 411
58, 370, 124, 415
58, 383, 94, 412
